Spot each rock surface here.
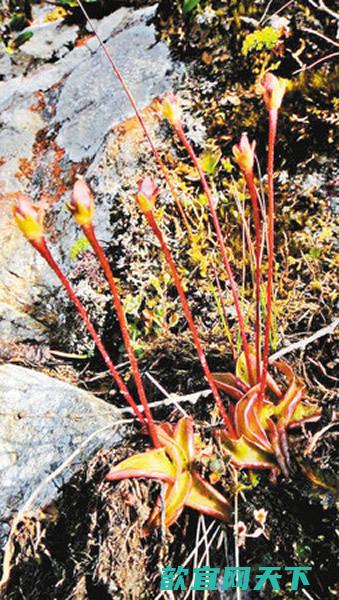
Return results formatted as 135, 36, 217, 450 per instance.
0, 363, 122, 546
21, 19, 79, 60
55, 8, 176, 161
0, 5, 180, 548
0, 5, 178, 191
0, 4, 180, 339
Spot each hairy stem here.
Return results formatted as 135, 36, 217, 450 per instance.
144, 211, 236, 436
175, 125, 255, 386
83, 224, 160, 447
75, 0, 192, 237
260, 108, 278, 399
244, 172, 262, 382
31, 238, 146, 426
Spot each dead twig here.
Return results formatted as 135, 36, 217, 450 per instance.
302, 587, 316, 600
120, 387, 212, 414
307, 0, 339, 20
261, 0, 295, 24
293, 51, 339, 74
269, 318, 338, 362
145, 372, 189, 417
301, 27, 339, 48
259, 0, 275, 25
305, 420, 338, 456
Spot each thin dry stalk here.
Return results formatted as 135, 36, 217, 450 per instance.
175, 125, 255, 386
74, 0, 192, 237
144, 210, 236, 435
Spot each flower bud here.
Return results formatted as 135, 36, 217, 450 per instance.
136, 176, 159, 213
69, 179, 94, 226
155, 92, 182, 127
254, 508, 268, 526
232, 133, 256, 174
14, 194, 44, 241
259, 72, 286, 111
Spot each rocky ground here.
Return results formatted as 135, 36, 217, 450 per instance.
0, 1, 338, 598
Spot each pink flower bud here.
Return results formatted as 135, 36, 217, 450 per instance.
136, 176, 159, 213
155, 92, 182, 127
14, 194, 44, 241
232, 133, 256, 174
68, 179, 94, 226
234, 521, 247, 548
259, 72, 286, 111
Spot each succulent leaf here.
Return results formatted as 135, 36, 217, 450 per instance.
186, 469, 231, 521
107, 417, 231, 529
105, 448, 176, 483
173, 416, 195, 463
217, 431, 276, 470
234, 388, 272, 453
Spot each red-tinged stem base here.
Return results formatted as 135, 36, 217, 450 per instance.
144, 211, 236, 437
31, 237, 146, 427
175, 125, 255, 387
82, 224, 160, 448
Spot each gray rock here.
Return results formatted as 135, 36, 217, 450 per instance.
0, 364, 123, 546
21, 19, 79, 60
0, 301, 47, 343
85, 7, 130, 48
0, 106, 44, 192
55, 7, 177, 161
0, 4, 181, 338
0, 47, 12, 82
0, 5, 179, 181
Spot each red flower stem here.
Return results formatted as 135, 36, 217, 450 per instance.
260, 108, 278, 399
144, 211, 236, 436
244, 171, 262, 383
74, 0, 192, 238
175, 125, 255, 387
82, 224, 160, 448
31, 238, 146, 427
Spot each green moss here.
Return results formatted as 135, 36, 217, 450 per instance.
69, 236, 91, 260
242, 26, 281, 56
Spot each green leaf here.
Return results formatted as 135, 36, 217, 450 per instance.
309, 247, 322, 259
13, 30, 33, 49
199, 148, 222, 176
123, 293, 142, 317
58, 0, 96, 6
183, 0, 200, 15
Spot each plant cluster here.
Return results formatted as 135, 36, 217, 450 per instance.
13, 1, 321, 530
